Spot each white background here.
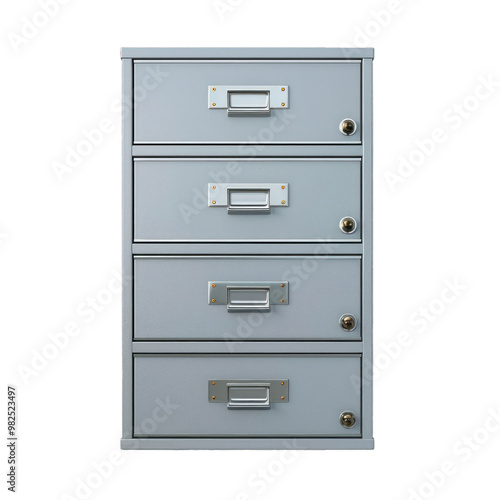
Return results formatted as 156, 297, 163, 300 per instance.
2, 1, 500, 499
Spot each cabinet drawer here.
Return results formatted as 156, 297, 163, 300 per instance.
134, 61, 361, 144
134, 256, 361, 340
134, 354, 361, 437
134, 158, 361, 243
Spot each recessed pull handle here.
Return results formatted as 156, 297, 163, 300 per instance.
208, 379, 289, 409
208, 183, 288, 214
227, 383, 271, 409
227, 188, 270, 214
208, 281, 288, 313
227, 91, 270, 116
226, 286, 271, 313
208, 85, 289, 116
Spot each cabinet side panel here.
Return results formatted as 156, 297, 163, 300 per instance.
361, 57, 374, 441
122, 59, 134, 440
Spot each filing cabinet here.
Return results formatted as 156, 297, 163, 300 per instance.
121, 48, 374, 450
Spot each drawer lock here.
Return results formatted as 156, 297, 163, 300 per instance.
340, 411, 357, 428
340, 314, 357, 332
339, 216, 357, 234
340, 118, 357, 136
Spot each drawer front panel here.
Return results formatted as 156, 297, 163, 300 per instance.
134, 61, 361, 144
134, 159, 361, 242
134, 354, 361, 437
134, 256, 361, 340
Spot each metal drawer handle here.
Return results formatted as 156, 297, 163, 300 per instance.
209, 85, 289, 117
208, 183, 288, 214
208, 379, 289, 410
227, 286, 270, 313
228, 91, 270, 116
227, 188, 270, 214
227, 383, 271, 409
208, 281, 288, 313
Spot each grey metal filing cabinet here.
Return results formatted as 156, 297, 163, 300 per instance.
121, 48, 374, 450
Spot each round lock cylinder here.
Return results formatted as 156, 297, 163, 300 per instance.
339, 216, 357, 234
340, 118, 357, 136
340, 411, 357, 429
339, 314, 357, 332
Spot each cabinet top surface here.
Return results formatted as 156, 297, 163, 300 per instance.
121, 47, 374, 60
